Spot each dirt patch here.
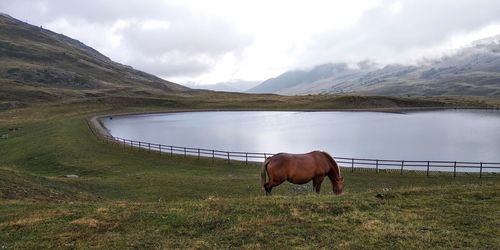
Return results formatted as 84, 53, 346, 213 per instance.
361, 219, 383, 231
7, 210, 68, 226
71, 217, 99, 228
96, 207, 109, 213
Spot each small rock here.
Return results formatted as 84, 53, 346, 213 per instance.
63, 174, 79, 178
375, 193, 385, 199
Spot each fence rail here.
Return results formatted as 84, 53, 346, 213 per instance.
87, 119, 500, 177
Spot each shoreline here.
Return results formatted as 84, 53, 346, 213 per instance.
90, 106, 499, 125
89, 115, 112, 137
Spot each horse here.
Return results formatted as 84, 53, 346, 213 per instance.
260, 151, 344, 195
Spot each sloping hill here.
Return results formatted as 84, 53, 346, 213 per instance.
247, 63, 354, 93
0, 13, 189, 106
249, 35, 500, 96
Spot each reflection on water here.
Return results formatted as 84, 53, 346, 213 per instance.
103, 110, 500, 163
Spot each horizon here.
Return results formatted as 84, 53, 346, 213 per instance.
2, 0, 500, 88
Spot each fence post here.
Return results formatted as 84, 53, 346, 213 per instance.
198, 149, 200, 160
212, 150, 215, 163
138, 141, 141, 150
245, 153, 248, 165
264, 153, 267, 160
159, 144, 162, 154
170, 146, 173, 156
426, 161, 430, 177
376, 159, 379, 173
227, 152, 230, 164
148, 143, 151, 153
400, 160, 404, 175
453, 161, 457, 177
351, 158, 354, 172
480, 162, 483, 178
184, 148, 186, 158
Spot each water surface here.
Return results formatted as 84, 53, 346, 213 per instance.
102, 110, 500, 163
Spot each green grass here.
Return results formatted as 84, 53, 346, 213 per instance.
1, 104, 499, 249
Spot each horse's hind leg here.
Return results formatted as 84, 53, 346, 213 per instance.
264, 179, 283, 195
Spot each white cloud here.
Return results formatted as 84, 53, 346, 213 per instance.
141, 20, 170, 30
389, 2, 403, 13
296, 0, 500, 68
2, 0, 500, 85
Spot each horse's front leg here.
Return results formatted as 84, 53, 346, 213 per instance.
263, 183, 271, 195
314, 176, 325, 194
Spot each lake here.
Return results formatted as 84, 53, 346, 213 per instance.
102, 110, 500, 167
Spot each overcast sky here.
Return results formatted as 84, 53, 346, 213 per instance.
2, 0, 500, 85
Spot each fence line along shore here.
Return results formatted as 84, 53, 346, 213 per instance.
87, 117, 500, 178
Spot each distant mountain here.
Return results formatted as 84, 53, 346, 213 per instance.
0, 13, 189, 104
248, 35, 500, 96
186, 80, 260, 92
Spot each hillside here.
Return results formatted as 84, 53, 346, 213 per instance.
1, 103, 499, 248
0, 13, 189, 107
248, 35, 500, 96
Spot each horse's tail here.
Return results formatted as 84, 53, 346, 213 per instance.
261, 157, 272, 191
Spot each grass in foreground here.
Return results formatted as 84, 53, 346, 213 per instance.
0, 104, 499, 249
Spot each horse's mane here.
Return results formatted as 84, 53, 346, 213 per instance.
320, 151, 342, 178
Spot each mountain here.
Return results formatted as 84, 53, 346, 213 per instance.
248, 35, 500, 96
0, 13, 189, 105
247, 63, 355, 93
186, 80, 260, 92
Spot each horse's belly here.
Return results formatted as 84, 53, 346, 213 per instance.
287, 175, 314, 184
288, 179, 310, 185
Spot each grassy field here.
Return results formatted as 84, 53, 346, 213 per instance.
1, 101, 499, 249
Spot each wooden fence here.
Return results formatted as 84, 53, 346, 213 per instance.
87, 119, 500, 177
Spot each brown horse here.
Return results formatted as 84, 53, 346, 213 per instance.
261, 151, 344, 195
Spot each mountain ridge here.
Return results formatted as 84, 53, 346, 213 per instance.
248, 35, 500, 96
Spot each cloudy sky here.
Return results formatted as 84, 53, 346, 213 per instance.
2, 0, 500, 86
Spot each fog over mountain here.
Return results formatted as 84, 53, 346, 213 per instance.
185, 80, 260, 92
248, 35, 500, 96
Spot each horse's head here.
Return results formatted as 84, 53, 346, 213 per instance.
333, 176, 344, 195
